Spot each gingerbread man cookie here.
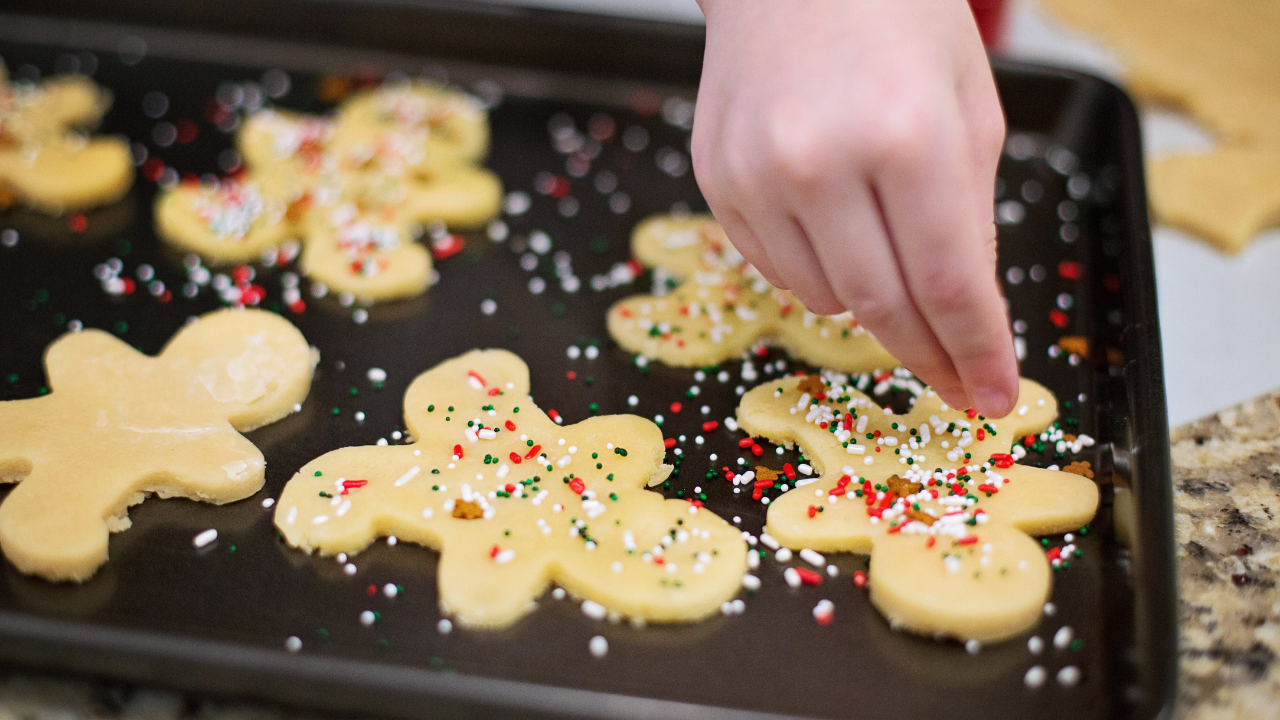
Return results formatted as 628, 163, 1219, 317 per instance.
276, 349, 748, 628
156, 82, 502, 301
0, 309, 316, 582
737, 373, 1098, 642
0, 62, 133, 214
607, 215, 898, 371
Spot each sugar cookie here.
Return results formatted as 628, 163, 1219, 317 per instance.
276, 349, 748, 628
608, 215, 898, 371
737, 373, 1098, 642
0, 62, 133, 214
1039, 0, 1280, 252
155, 82, 502, 301
0, 309, 316, 582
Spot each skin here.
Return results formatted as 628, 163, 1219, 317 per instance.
692, 0, 1018, 418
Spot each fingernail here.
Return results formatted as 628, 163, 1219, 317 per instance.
973, 387, 1014, 418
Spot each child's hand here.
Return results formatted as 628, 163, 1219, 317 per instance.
692, 0, 1018, 417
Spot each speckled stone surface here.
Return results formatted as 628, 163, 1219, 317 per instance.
1171, 392, 1280, 720
5, 395, 1280, 719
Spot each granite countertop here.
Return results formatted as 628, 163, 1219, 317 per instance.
1170, 392, 1280, 719
4, 394, 1279, 719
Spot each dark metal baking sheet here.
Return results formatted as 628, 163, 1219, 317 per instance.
0, 7, 1174, 720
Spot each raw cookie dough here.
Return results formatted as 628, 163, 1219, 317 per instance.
0, 62, 133, 214
1039, 0, 1280, 252
0, 309, 316, 582
737, 373, 1098, 642
155, 82, 502, 301
607, 214, 898, 371
275, 349, 748, 628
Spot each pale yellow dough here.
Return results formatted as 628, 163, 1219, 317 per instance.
155, 82, 502, 301
0, 309, 316, 582
275, 349, 748, 628
0, 63, 133, 213
608, 215, 898, 371
738, 374, 1098, 642
1039, 0, 1280, 252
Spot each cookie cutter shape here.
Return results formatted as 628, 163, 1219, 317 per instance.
607, 214, 898, 371
155, 83, 502, 301
0, 309, 316, 582
737, 373, 1098, 642
275, 349, 748, 628
0, 63, 133, 214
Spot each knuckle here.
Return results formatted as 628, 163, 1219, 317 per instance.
764, 113, 836, 188
914, 269, 980, 316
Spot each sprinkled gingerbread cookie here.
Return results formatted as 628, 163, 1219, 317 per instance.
737, 373, 1098, 642
0, 62, 133, 214
156, 82, 502, 301
607, 215, 898, 371
0, 309, 316, 582
275, 349, 748, 628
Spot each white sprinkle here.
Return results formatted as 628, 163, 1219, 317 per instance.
783, 567, 801, 588
552, 588, 566, 600
387, 536, 397, 546
344, 563, 357, 575
1044, 602, 1057, 617
437, 618, 452, 635
826, 564, 838, 578
394, 466, 421, 487
812, 599, 834, 624
495, 549, 516, 564
775, 548, 793, 563
367, 367, 387, 383
1056, 666, 1081, 687
262, 498, 275, 508
285, 636, 302, 653
582, 600, 607, 621
360, 610, 376, 626
627, 395, 639, 407
742, 574, 761, 591
193, 529, 218, 548
312, 515, 329, 525
965, 639, 982, 654
1028, 636, 1044, 655
1024, 665, 1047, 689
799, 548, 825, 567
1053, 625, 1074, 649
589, 635, 608, 658
759, 533, 780, 550
480, 299, 497, 315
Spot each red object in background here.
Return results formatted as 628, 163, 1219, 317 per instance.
968, 0, 1007, 48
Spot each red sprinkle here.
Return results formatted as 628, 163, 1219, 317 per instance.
991, 453, 1015, 469
852, 571, 867, 589
738, 438, 754, 448
1058, 260, 1083, 280
566, 371, 577, 380
67, 214, 87, 233
958, 536, 980, 545
783, 463, 796, 480
977, 428, 986, 441
505, 420, 517, 431
926, 537, 936, 548
670, 402, 683, 413
1050, 309, 1070, 328
548, 409, 562, 424
796, 567, 823, 586
807, 505, 817, 518
751, 444, 763, 457
504, 484, 516, 493
569, 478, 585, 495
453, 444, 464, 458
664, 437, 677, 449
524, 444, 541, 459
966, 409, 978, 419
340, 479, 368, 495
490, 545, 500, 558
509, 452, 523, 464
431, 234, 465, 260
701, 420, 719, 432
366, 584, 377, 596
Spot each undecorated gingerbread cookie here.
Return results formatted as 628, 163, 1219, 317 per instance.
608, 215, 898, 371
0, 62, 133, 214
737, 373, 1098, 642
275, 349, 748, 628
1039, 0, 1280, 252
0, 309, 316, 581
155, 82, 502, 301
